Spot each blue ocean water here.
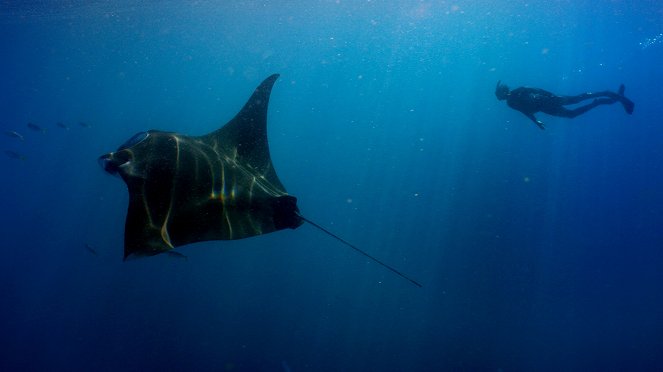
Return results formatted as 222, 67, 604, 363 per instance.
1, 1, 662, 371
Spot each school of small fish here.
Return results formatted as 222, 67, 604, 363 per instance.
2, 121, 91, 161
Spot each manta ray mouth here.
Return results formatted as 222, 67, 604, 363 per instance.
98, 152, 126, 175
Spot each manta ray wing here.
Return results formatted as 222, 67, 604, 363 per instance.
99, 74, 302, 259
200, 73, 287, 192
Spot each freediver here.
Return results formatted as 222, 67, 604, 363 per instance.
495, 81, 634, 130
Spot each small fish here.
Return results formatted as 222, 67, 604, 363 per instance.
165, 251, 188, 261
85, 243, 98, 255
78, 121, 91, 128
56, 122, 70, 130
3, 130, 24, 141
27, 122, 46, 133
4, 150, 26, 160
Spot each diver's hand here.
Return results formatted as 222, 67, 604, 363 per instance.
535, 120, 545, 130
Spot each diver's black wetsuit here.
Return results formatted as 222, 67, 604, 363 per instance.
496, 82, 634, 130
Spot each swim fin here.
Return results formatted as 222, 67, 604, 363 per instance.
617, 84, 634, 114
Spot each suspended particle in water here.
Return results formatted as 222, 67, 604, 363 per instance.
640, 33, 663, 50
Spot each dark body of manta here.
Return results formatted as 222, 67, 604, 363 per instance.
99, 74, 421, 287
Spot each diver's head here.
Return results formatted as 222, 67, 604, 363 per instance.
495, 80, 509, 100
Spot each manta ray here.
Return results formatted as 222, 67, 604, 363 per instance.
99, 74, 420, 287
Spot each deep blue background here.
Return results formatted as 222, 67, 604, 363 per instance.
1, 1, 662, 371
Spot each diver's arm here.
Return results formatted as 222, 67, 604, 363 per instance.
525, 113, 545, 130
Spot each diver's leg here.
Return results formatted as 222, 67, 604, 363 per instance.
558, 94, 595, 105
558, 92, 617, 105
591, 86, 634, 114
546, 106, 576, 118
561, 86, 633, 114
562, 98, 616, 118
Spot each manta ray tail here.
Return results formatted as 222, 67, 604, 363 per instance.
298, 214, 422, 288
